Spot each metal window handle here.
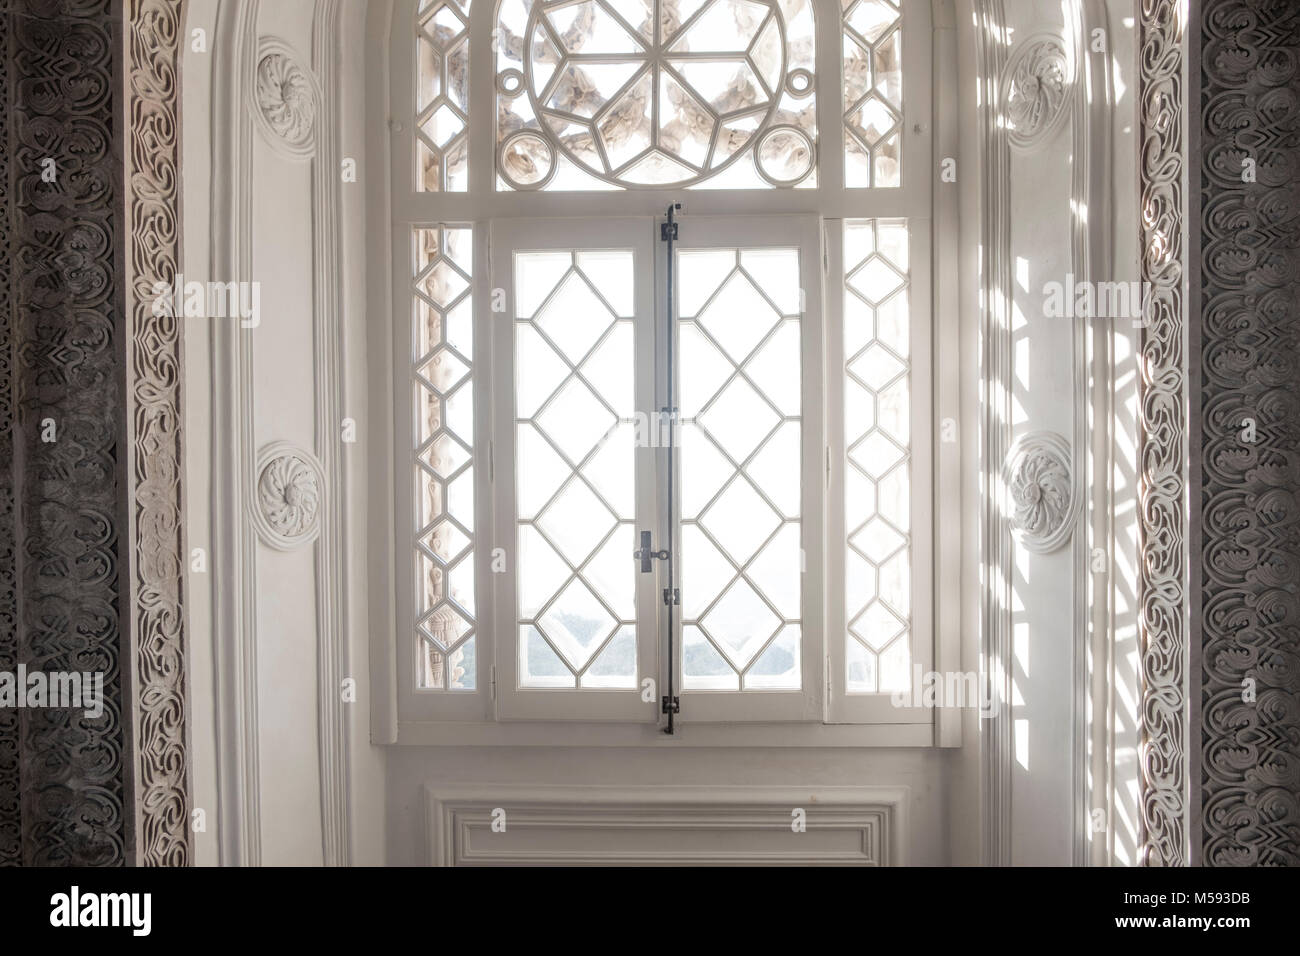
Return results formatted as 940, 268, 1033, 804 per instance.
633, 530, 670, 573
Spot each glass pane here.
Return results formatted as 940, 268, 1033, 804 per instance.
516, 249, 638, 688
844, 220, 911, 693
495, 0, 818, 190
842, 0, 903, 188
679, 246, 801, 692
413, 226, 476, 690
416, 2, 473, 192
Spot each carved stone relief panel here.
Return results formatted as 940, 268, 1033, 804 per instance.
0, 0, 128, 866
1199, 0, 1300, 867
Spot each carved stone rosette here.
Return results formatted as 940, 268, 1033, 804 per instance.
1004, 431, 1078, 554
1002, 32, 1073, 151
251, 442, 325, 551
250, 37, 319, 160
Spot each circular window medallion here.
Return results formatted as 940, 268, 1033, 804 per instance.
511, 0, 791, 188
785, 67, 813, 98
499, 130, 557, 189
755, 124, 814, 186
497, 67, 525, 97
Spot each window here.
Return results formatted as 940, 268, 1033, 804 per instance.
410, 226, 478, 690
390, 0, 941, 738
493, 0, 818, 190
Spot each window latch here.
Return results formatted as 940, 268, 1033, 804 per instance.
634, 530, 670, 573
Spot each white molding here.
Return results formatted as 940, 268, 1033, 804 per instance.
210, 0, 262, 867
366, 0, 400, 745
422, 784, 907, 866
312, 0, 353, 868
1070, 0, 1116, 867
972, 0, 1013, 868
931, 0, 963, 750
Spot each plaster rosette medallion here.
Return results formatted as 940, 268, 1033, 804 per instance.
252, 441, 325, 550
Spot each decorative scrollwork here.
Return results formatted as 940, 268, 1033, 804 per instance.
1004, 431, 1077, 553
253, 443, 325, 550
251, 38, 318, 159
1002, 33, 1071, 151
1137, 0, 1189, 868
126, 0, 190, 867
2, 0, 132, 866
1198, 0, 1300, 867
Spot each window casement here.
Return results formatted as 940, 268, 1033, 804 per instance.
389, 0, 945, 743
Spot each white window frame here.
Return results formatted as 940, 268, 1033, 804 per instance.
379, 0, 954, 746
490, 217, 661, 722
663, 214, 825, 723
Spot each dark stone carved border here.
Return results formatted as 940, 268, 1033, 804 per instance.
1, 0, 128, 866
1139, 0, 1191, 867
0, 0, 18, 870
0, 0, 188, 867
123, 0, 189, 867
1199, 0, 1300, 867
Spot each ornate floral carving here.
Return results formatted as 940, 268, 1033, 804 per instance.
1198, 0, 1300, 867
1002, 33, 1071, 150
1137, 0, 1189, 867
252, 38, 317, 159
1005, 431, 1077, 553
253, 443, 324, 550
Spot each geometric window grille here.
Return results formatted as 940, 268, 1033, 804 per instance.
416, 0, 472, 192
677, 247, 803, 691
841, 0, 903, 188
843, 220, 911, 692
413, 226, 477, 689
513, 250, 639, 689
493, 0, 818, 191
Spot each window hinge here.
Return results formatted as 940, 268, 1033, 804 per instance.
488, 440, 495, 483
825, 656, 832, 699
662, 587, 680, 606
825, 445, 832, 487
489, 665, 496, 700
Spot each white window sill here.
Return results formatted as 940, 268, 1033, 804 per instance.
390, 719, 935, 748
